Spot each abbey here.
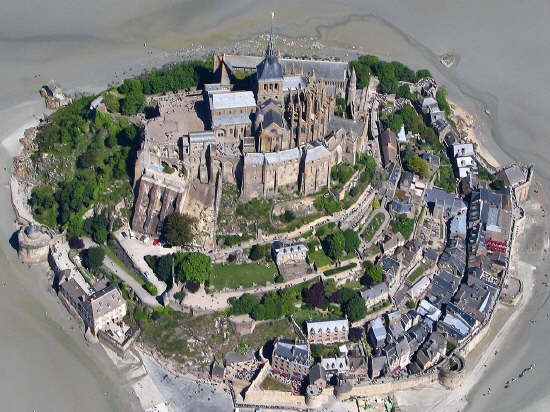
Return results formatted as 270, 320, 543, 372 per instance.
131, 22, 365, 235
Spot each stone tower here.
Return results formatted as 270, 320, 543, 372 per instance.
255, 13, 284, 104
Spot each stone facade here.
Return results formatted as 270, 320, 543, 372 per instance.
17, 224, 55, 264
131, 24, 363, 236
306, 319, 349, 344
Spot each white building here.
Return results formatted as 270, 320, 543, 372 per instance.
452, 143, 476, 178
306, 318, 349, 344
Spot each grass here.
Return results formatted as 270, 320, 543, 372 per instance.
293, 304, 342, 329
260, 376, 292, 392
210, 262, 278, 291
362, 212, 386, 242
324, 262, 357, 276
407, 265, 426, 284
307, 248, 333, 269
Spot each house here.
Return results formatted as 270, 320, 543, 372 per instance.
378, 255, 402, 288
369, 355, 388, 379
389, 200, 412, 216
308, 364, 326, 388
414, 331, 446, 370
380, 232, 405, 255
306, 318, 349, 344
416, 299, 442, 327
399, 171, 414, 190
380, 161, 402, 198
361, 282, 389, 308
438, 303, 478, 345
274, 243, 308, 265
429, 269, 462, 306
405, 321, 431, 354
271, 338, 312, 379
394, 240, 423, 272
320, 356, 350, 379
368, 317, 387, 348
379, 129, 399, 167
498, 164, 533, 203
407, 276, 431, 301
424, 188, 468, 217
421, 152, 440, 171
449, 212, 467, 239
452, 143, 476, 178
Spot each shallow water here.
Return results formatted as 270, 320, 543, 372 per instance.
1, 0, 549, 410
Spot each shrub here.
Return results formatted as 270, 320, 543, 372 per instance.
68, 236, 85, 249
185, 280, 200, 293
143, 282, 158, 296
390, 214, 415, 239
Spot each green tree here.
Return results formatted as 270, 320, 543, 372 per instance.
174, 252, 212, 284
395, 84, 412, 99
364, 261, 383, 285
436, 87, 452, 117
390, 214, 416, 239
249, 244, 268, 261
415, 69, 432, 80
490, 179, 505, 190
323, 231, 346, 259
281, 210, 296, 223
162, 213, 194, 246
385, 113, 404, 133
343, 294, 367, 322
343, 229, 360, 253
143, 282, 158, 295
82, 247, 105, 270
407, 156, 430, 179
230, 293, 260, 315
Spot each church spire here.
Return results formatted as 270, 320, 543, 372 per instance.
266, 12, 277, 57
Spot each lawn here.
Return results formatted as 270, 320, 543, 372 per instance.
362, 212, 386, 242
260, 376, 292, 392
307, 248, 333, 270
407, 265, 426, 284
210, 262, 278, 291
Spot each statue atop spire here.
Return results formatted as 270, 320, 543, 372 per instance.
265, 12, 278, 57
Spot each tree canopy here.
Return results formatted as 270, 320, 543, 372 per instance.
174, 252, 211, 284
162, 213, 194, 246
407, 156, 430, 179
390, 214, 416, 239
323, 231, 346, 259
362, 261, 384, 285
343, 229, 360, 254
343, 294, 367, 322
82, 247, 105, 270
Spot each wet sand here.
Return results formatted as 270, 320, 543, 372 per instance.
1, 0, 550, 411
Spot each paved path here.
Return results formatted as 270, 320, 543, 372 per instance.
103, 256, 161, 307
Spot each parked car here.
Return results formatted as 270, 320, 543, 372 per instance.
153, 239, 160, 246
121, 232, 128, 239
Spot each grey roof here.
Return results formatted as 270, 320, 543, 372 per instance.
424, 188, 467, 215
189, 131, 216, 143
430, 270, 462, 303
305, 145, 330, 162
262, 108, 283, 128
281, 59, 348, 81
276, 244, 308, 257
90, 96, 103, 110
60, 278, 87, 301
245, 152, 266, 166
256, 56, 283, 81
399, 171, 414, 188
449, 212, 467, 237
421, 152, 440, 168
283, 75, 308, 91
307, 318, 349, 335
212, 112, 252, 127
361, 283, 389, 302
329, 116, 365, 136
423, 249, 439, 262
273, 339, 311, 367
264, 147, 302, 164
87, 285, 125, 321
387, 162, 402, 186
369, 317, 387, 343
503, 165, 527, 186
308, 364, 326, 383
223, 55, 349, 82
210, 91, 256, 110
224, 351, 255, 365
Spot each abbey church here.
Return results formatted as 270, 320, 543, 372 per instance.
132, 21, 365, 236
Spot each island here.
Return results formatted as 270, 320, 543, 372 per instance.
10, 19, 534, 412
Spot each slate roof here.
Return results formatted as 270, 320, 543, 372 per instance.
212, 112, 252, 127
273, 339, 311, 367
424, 188, 467, 216
262, 108, 284, 128
503, 165, 527, 186
449, 212, 467, 238
264, 147, 302, 164
87, 285, 125, 322
256, 56, 284, 81
390, 200, 412, 215
304, 145, 330, 162
283, 75, 308, 91
307, 318, 349, 334
189, 131, 216, 143
361, 283, 389, 302
210, 91, 256, 110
